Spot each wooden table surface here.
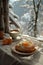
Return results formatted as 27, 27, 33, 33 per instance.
0, 37, 43, 65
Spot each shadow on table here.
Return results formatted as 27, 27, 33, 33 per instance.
22, 51, 41, 65
0, 49, 23, 65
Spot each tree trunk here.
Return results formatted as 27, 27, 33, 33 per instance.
33, 0, 41, 37
34, 20, 37, 37
0, 0, 4, 31
0, 0, 4, 39
34, 12, 38, 37
3, 0, 9, 33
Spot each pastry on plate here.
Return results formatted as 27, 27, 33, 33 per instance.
15, 40, 36, 53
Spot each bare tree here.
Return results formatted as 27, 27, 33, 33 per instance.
3, 0, 9, 33
0, 0, 5, 39
0, 0, 10, 33
33, 0, 41, 37
0, 0, 4, 31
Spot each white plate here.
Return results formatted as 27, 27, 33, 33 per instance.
11, 45, 39, 56
11, 35, 41, 56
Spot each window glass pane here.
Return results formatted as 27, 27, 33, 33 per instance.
9, 0, 43, 37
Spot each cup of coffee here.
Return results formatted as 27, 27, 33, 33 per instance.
9, 29, 20, 39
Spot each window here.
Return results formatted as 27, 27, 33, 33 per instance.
9, 0, 43, 36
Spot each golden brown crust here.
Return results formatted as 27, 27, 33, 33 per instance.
15, 41, 36, 53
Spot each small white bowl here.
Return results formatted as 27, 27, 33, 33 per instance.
10, 29, 20, 39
